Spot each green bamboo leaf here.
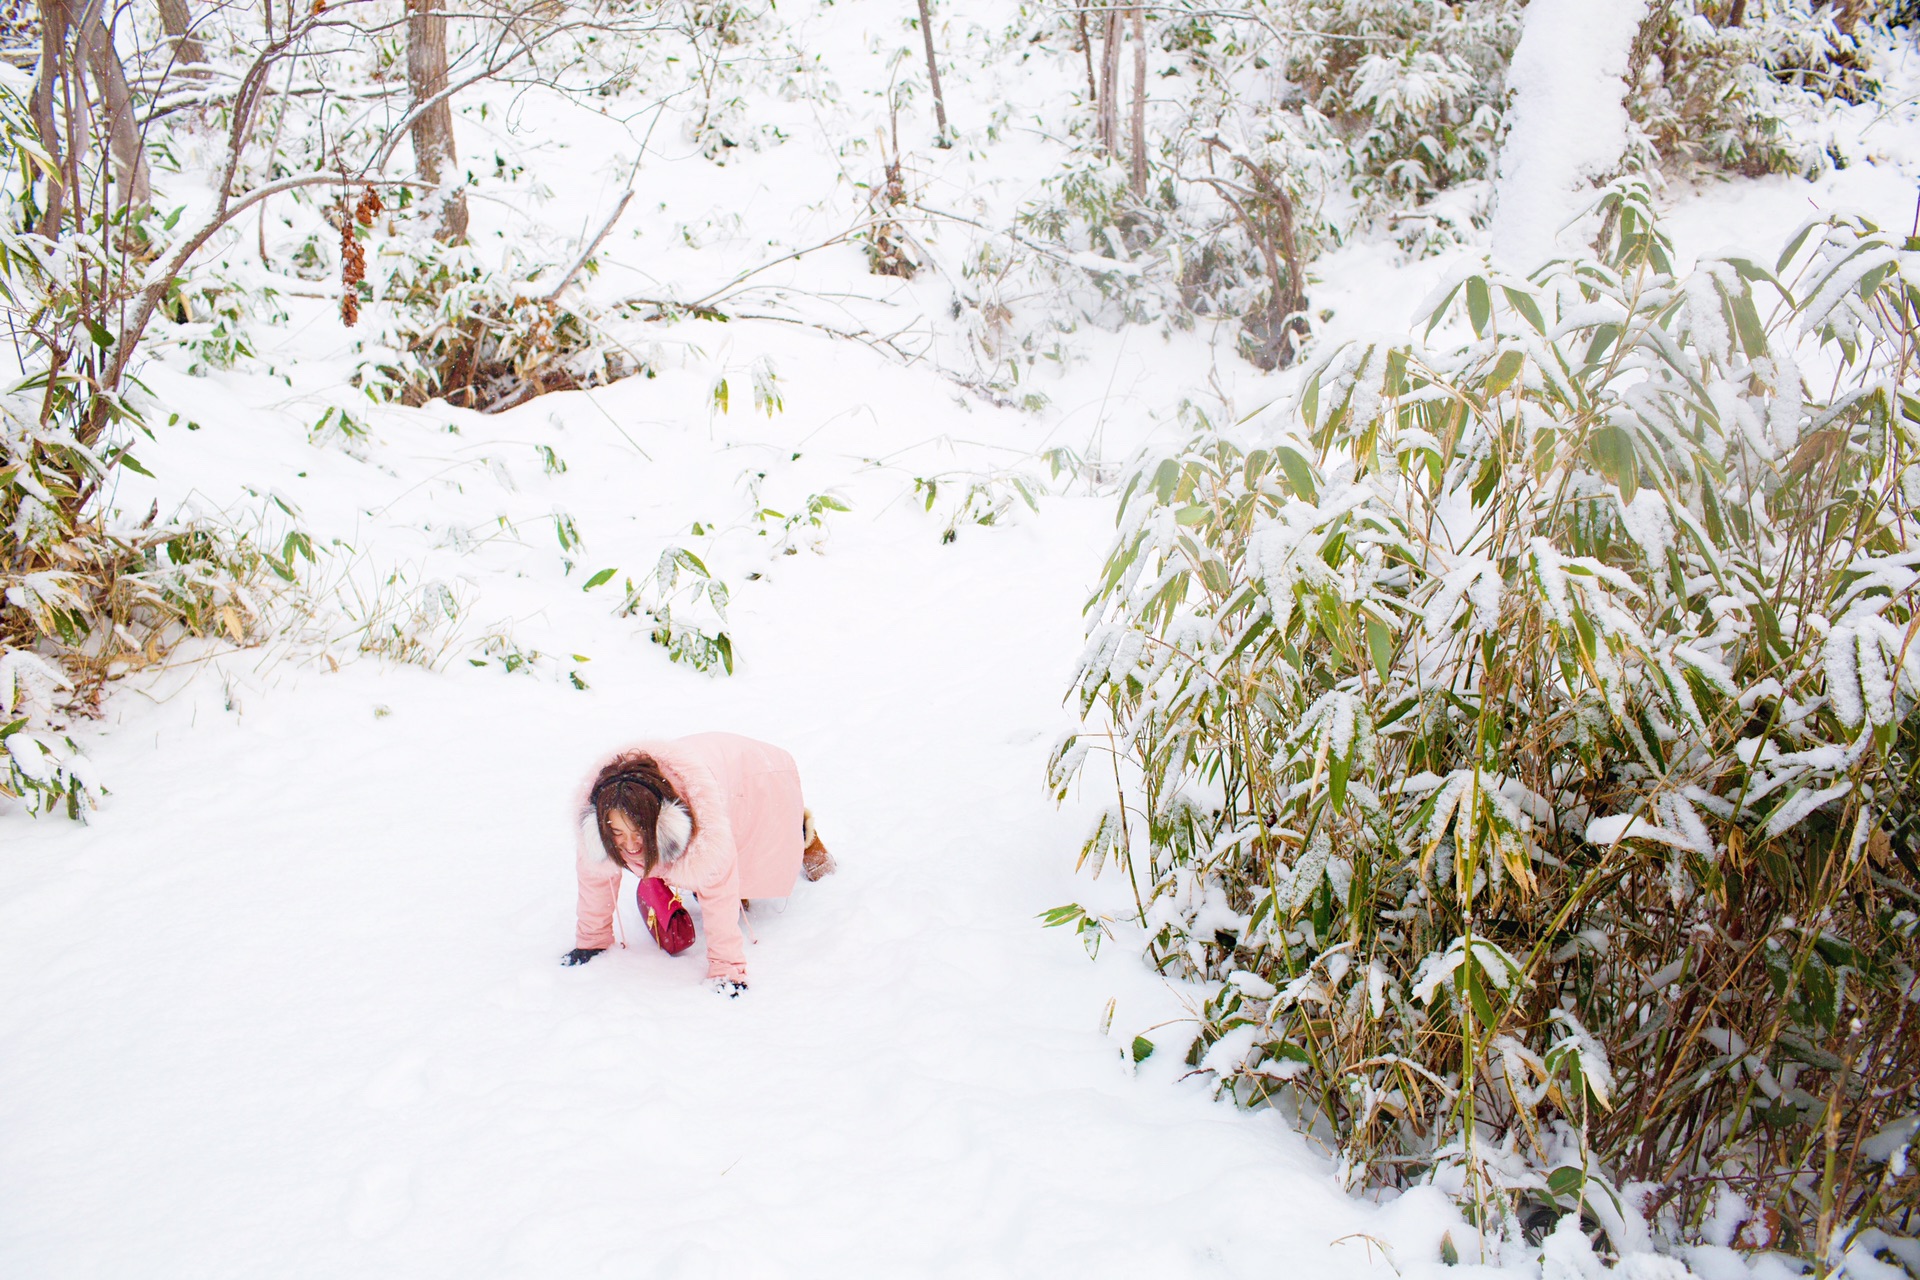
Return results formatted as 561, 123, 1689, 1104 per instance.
1367, 619, 1394, 682
1424, 283, 1463, 337
113, 451, 154, 478
1273, 444, 1318, 501
1152, 458, 1181, 505
1589, 425, 1637, 501
1546, 1166, 1587, 1207
1465, 276, 1492, 338
1581, 324, 1621, 368
1500, 286, 1547, 334
1243, 448, 1271, 489
1485, 349, 1524, 397
1463, 958, 1497, 1029
1775, 218, 1821, 274
1040, 903, 1087, 927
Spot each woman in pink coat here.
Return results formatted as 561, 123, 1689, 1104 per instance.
560, 732, 834, 995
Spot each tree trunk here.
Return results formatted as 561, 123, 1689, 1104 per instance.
1076, 0, 1097, 105
83, 17, 152, 213
1128, 4, 1146, 195
914, 0, 950, 146
30, 0, 150, 226
156, 0, 207, 74
1097, 9, 1121, 158
407, 0, 468, 243
28, 0, 73, 236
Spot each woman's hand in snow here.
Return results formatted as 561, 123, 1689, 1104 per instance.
560, 948, 605, 966
712, 979, 748, 998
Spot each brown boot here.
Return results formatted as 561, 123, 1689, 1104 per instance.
801, 809, 836, 881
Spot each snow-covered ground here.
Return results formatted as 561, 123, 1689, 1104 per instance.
0, 340, 1451, 1277
4, 3, 1918, 1276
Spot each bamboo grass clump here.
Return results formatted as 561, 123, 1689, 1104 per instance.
1054, 184, 1920, 1263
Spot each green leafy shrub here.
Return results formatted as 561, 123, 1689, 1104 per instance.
353, 236, 637, 411
913, 469, 1043, 544
152, 260, 287, 375
0, 82, 288, 820
1, 651, 98, 818
1280, 0, 1523, 206
1629, 0, 1877, 176
1054, 186, 1920, 1260
1009, 0, 1882, 383
618, 547, 734, 675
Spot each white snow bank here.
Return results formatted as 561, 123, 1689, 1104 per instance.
1491, 0, 1649, 272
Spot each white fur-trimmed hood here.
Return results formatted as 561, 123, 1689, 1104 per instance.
570, 740, 734, 894
654, 798, 692, 865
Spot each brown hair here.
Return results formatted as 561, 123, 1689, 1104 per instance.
588, 753, 686, 874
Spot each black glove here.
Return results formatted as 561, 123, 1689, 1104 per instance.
560, 947, 605, 966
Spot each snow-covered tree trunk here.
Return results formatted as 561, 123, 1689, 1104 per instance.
1489, 0, 1646, 271
407, 0, 469, 244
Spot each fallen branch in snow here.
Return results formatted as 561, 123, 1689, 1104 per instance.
611, 295, 925, 368
615, 220, 887, 314
543, 189, 635, 305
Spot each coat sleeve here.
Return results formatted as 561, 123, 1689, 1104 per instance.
575, 814, 622, 951
661, 757, 748, 982
693, 865, 747, 983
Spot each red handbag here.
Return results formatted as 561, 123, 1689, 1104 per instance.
636, 877, 696, 956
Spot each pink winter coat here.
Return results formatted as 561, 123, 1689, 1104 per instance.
573, 733, 805, 982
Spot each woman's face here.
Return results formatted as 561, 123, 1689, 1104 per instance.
606, 808, 646, 864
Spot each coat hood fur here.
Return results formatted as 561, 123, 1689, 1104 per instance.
571, 741, 733, 894
655, 799, 692, 865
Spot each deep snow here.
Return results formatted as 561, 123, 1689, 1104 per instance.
4, 2, 1918, 1276
1491, 0, 1647, 271
0, 355, 1438, 1277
